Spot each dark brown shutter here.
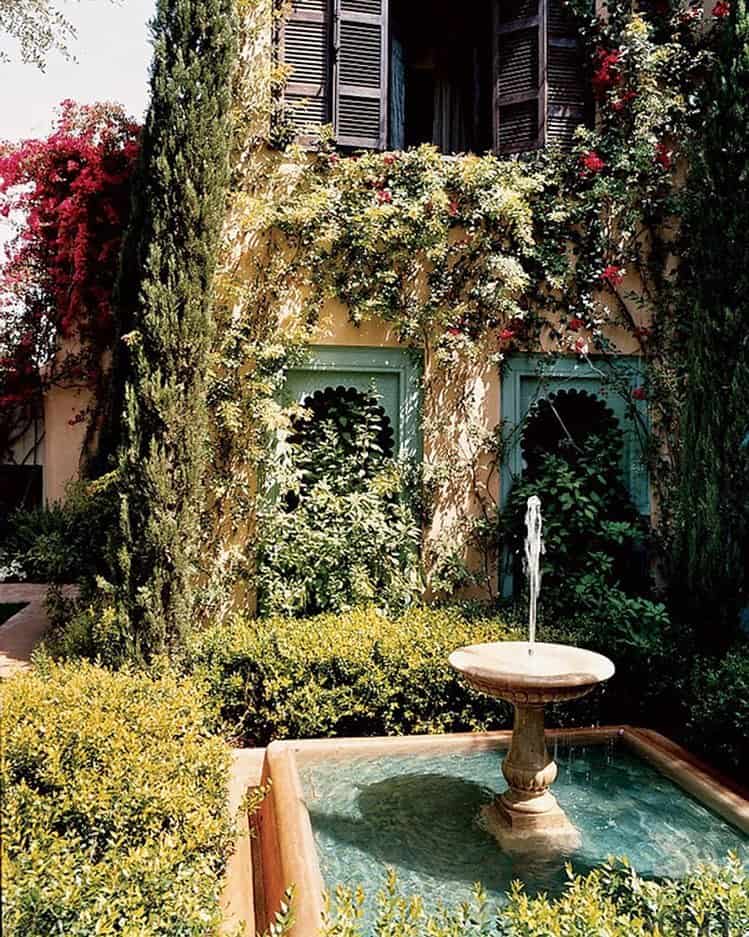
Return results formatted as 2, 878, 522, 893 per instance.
547, 0, 586, 145
493, 0, 586, 153
281, 0, 332, 141
333, 0, 388, 149
493, 0, 544, 154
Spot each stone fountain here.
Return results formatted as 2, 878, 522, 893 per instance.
449, 496, 615, 852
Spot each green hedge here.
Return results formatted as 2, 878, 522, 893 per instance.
686, 645, 749, 777
186, 606, 521, 745
1, 661, 233, 937
323, 858, 749, 936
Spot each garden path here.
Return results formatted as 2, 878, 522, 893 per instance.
0, 584, 75, 678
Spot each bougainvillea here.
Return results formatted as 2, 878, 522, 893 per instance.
0, 100, 139, 461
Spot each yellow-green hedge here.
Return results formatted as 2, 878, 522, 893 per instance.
1, 661, 233, 937
187, 605, 521, 745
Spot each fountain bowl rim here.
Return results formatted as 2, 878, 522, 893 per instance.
449, 640, 615, 694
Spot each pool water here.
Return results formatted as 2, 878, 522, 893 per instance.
299, 743, 747, 915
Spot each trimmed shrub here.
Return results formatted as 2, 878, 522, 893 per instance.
1, 661, 233, 937
323, 857, 749, 937
686, 645, 749, 777
187, 606, 521, 745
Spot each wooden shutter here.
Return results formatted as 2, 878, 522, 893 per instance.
494, 0, 544, 154
547, 0, 586, 146
493, 0, 586, 154
333, 0, 388, 149
281, 0, 332, 140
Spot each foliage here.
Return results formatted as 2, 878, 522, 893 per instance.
0, 101, 139, 464
0, 660, 234, 937
685, 645, 749, 776
322, 858, 749, 937
185, 605, 520, 745
503, 402, 668, 642
2, 475, 116, 583
106, 0, 237, 660
257, 384, 422, 616
217, 0, 724, 606
0, 551, 25, 582
670, 0, 749, 638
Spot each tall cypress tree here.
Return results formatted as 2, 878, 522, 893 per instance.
110, 0, 236, 658
672, 0, 749, 642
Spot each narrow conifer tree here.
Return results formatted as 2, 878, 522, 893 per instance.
672, 0, 749, 641
110, 0, 236, 658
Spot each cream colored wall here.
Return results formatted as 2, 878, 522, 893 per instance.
42, 384, 92, 504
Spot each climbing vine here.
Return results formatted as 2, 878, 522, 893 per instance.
211, 0, 729, 606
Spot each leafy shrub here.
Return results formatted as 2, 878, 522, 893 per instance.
186, 605, 520, 744
323, 857, 749, 937
3, 475, 116, 584
1, 661, 233, 937
686, 645, 749, 776
258, 386, 422, 617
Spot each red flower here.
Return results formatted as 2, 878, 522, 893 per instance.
328, 153, 339, 166
499, 327, 515, 341
633, 325, 652, 340
580, 151, 606, 175
611, 90, 638, 112
600, 264, 625, 287
574, 336, 589, 355
592, 48, 622, 99
376, 188, 392, 204
446, 326, 462, 336
632, 386, 647, 400
654, 142, 673, 170
448, 199, 460, 217
568, 317, 584, 331
712, 0, 730, 15
383, 153, 397, 166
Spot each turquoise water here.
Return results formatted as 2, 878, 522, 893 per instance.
299, 742, 748, 915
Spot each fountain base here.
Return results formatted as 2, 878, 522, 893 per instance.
483, 793, 582, 854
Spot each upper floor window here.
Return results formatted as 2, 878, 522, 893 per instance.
279, 0, 588, 155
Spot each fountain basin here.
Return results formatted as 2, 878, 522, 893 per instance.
448, 641, 616, 705
250, 729, 749, 937
449, 641, 615, 849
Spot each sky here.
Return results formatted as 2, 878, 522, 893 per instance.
0, 0, 155, 141
0, 0, 155, 253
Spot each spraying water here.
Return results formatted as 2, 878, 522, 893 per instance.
524, 495, 545, 653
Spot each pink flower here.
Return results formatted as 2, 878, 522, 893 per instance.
574, 337, 589, 355
383, 153, 397, 166
448, 199, 460, 217
376, 188, 392, 204
632, 386, 647, 400
655, 142, 673, 171
328, 153, 339, 166
568, 317, 584, 331
580, 151, 605, 175
499, 327, 515, 342
680, 6, 702, 20
601, 264, 625, 287
712, 0, 730, 15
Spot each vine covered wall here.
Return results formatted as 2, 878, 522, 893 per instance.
212, 0, 726, 605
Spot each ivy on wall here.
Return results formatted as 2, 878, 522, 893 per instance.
213, 0, 727, 606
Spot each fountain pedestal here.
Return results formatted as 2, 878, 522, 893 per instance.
449, 641, 615, 853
